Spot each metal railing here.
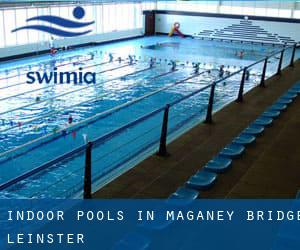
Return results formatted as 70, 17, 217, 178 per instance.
82, 43, 298, 198
82, 83, 213, 198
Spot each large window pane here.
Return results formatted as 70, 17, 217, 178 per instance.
38, 7, 51, 42
0, 10, 4, 48
96, 5, 103, 33
3, 9, 17, 47
15, 8, 28, 45
26, 8, 39, 43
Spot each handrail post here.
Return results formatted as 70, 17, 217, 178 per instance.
260, 57, 268, 88
276, 49, 284, 76
204, 82, 216, 124
157, 104, 170, 157
84, 141, 93, 199
236, 67, 247, 103
289, 43, 296, 67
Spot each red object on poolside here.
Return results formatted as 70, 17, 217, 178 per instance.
50, 48, 57, 55
174, 27, 184, 38
168, 22, 185, 38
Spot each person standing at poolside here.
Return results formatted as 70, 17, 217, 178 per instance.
49, 36, 57, 55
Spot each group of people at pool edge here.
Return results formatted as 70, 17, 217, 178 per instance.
48, 37, 251, 88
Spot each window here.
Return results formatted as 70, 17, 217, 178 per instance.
15, 8, 28, 45
26, 8, 39, 43
3, 9, 17, 46
135, 3, 143, 29
120, 4, 130, 30
96, 5, 103, 33
102, 4, 110, 32
0, 2, 147, 49
116, 4, 124, 31
127, 4, 135, 30
37, 7, 50, 42
0, 10, 4, 48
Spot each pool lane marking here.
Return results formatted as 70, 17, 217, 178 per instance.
0, 74, 211, 192
0, 61, 133, 102
0, 68, 174, 134
0, 69, 206, 164
0, 63, 141, 115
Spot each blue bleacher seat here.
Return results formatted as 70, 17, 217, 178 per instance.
290, 86, 300, 93
253, 117, 273, 126
204, 156, 232, 173
113, 232, 151, 250
169, 186, 199, 200
276, 98, 293, 105
262, 110, 281, 119
169, 79, 300, 205
219, 143, 245, 158
288, 88, 300, 95
185, 170, 217, 190
281, 92, 297, 99
292, 83, 300, 90
233, 133, 256, 145
243, 124, 264, 136
268, 103, 287, 112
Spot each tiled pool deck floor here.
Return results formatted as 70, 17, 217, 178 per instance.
94, 60, 300, 199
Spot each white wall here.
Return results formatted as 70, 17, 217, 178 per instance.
155, 13, 300, 44
0, 28, 143, 59
157, 1, 300, 18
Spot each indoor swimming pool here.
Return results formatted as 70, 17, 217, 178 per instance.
0, 36, 297, 198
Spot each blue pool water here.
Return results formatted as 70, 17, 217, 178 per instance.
0, 36, 297, 198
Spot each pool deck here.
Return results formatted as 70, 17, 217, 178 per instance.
93, 60, 300, 199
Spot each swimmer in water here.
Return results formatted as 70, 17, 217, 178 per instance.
109, 53, 113, 62
239, 50, 244, 59
194, 63, 200, 74
149, 57, 155, 68
49, 36, 57, 56
68, 114, 73, 124
36, 96, 41, 102
219, 65, 225, 78
171, 61, 176, 71
89, 52, 95, 60
128, 55, 134, 65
